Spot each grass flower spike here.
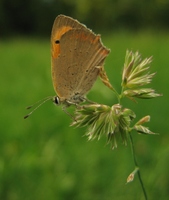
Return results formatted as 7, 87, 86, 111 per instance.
121, 50, 161, 100
71, 50, 161, 200
122, 50, 154, 88
72, 104, 136, 149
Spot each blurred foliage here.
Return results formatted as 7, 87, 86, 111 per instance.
0, 0, 169, 37
0, 31, 168, 199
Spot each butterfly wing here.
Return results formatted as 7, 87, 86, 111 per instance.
52, 28, 110, 102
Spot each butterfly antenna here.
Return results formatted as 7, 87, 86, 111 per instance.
24, 96, 53, 119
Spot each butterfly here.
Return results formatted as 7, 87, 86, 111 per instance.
24, 15, 110, 119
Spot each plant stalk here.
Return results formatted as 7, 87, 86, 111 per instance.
128, 132, 148, 200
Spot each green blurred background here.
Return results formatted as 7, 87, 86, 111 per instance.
0, 0, 169, 199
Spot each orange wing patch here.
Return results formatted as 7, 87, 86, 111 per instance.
51, 26, 72, 59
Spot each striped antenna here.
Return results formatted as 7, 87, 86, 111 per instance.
24, 96, 53, 119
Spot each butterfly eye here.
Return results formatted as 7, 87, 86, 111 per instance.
53, 96, 60, 105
